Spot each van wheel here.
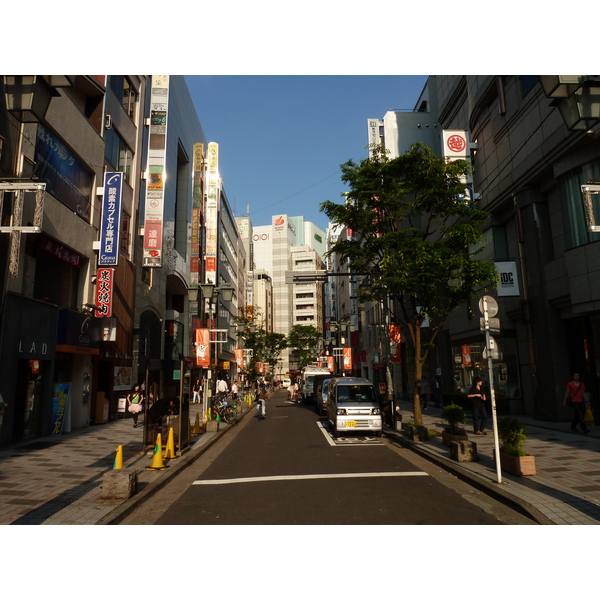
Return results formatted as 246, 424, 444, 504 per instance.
375, 431, 382, 438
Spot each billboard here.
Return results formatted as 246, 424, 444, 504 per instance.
98, 172, 123, 265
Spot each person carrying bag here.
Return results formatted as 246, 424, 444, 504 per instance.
563, 373, 590, 435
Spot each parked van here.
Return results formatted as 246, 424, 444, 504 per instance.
282, 378, 291, 388
327, 377, 382, 438
315, 378, 331, 416
300, 367, 331, 404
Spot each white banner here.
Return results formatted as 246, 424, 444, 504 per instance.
495, 261, 520, 297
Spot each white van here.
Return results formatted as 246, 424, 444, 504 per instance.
282, 378, 291, 388
327, 377, 382, 438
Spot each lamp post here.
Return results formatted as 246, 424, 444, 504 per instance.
199, 282, 233, 419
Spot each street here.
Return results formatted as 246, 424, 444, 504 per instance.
122, 388, 536, 525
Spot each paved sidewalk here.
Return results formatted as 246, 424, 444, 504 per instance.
0, 400, 250, 525
388, 401, 600, 525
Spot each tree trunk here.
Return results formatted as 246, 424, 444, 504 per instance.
413, 326, 423, 426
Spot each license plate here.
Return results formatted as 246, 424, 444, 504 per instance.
345, 421, 356, 428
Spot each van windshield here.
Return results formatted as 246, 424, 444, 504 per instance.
337, 384, 376, 403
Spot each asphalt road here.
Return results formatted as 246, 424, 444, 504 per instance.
122, 389, 536, 525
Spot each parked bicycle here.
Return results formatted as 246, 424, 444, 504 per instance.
213, 396, 237, 424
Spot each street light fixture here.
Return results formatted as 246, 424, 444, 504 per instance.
3, 75, 54, 123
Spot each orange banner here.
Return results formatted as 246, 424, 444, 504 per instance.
389, 324, 402, 363
343, 347, 352, 371
234, 348, 244, 370
195, 329, 210, 367
328, 356, 335, 372
462, 345, 472, 367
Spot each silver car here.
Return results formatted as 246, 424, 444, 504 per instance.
315, 378, 331, 416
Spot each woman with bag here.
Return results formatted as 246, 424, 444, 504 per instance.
563, 372, 590, 435
127, 384, 144, 428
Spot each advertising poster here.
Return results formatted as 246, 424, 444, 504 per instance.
195, 329, 210, 368
98, 172, 123, 265
51, 383, 70, 435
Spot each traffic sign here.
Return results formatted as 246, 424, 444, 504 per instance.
480, 317, 500, 333
479, 295, 498, 317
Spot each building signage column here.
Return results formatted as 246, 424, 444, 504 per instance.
143, 75, 170, 267
95, 267, 115, 318
205, 142, 219, 285
191, 143, 205, 285
98, 172, 123, 265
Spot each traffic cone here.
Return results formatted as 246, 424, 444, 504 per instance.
146, 433, 167, 470
164, 427, 177, 459
113, 445, 124, 469
192, 413, 201, 435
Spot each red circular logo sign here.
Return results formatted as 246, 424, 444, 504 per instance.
447, 134, 466, 153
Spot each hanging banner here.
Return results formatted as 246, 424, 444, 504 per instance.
98, 172, 123, 265
389, 324, 402, 363
143, 75, 170, 267
205, 142, 219, 285
191, 143, 204, 285
195, 328, 210, 368
462, 345, 472, 367
343, 347, 352, 371
234, 348, 244, 370
328, 356, 335, 372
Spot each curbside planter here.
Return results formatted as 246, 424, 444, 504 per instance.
499, 451, 536, 476
442, 431, 469, 447
403, 424, 429, 441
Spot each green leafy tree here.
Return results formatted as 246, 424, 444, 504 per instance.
287, 324, 323, 370
320, 142, 497, 426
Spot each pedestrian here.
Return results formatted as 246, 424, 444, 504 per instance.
434, 375, 442, 408
231, 379, 239, 402
127, 384, 144, 428
216, 376, 228, 400
192, 379, 202, 404
420, 379, 430, 411
563, 372, 590, 434
467, 377, 487, 434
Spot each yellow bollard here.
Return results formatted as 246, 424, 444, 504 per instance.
113, 445, 124, 469
146, 433, 167, 470
164, 427, 177, 459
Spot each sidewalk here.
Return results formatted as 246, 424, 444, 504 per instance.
0, 400, 248, 525
1, 394, 600, 525
387, 401, 600, 525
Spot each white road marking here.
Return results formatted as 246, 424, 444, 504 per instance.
317, 420, 382, 445
193, 471, 429, 485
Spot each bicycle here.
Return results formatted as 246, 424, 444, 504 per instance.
213, 396, 237, 424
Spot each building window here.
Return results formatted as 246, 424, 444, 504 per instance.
560, 158, 600, 249
109, 76, 138, 121
105, 128, 133, 183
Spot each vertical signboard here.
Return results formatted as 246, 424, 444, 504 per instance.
462, 345, 472, 367
442, 129, 474, 203
195, 329, 210, 368
143, 75, 170, 267
99, 172, 123, 265
234, 348, 244, 371
495, 261, 520, 297
205, 142, 219, 285
191, 143, 204, 285
95, 267, 115, 317
343, 348, 352, 371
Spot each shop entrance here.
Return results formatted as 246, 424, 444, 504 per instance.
12, 359, 46, 443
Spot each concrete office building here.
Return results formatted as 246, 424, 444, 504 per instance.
369, 75, 600, 423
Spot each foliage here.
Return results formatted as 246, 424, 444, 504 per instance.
442, 403, 467, 435
320, 142, 498, 426
287, 324, 323, 369
497, 416, 527, 456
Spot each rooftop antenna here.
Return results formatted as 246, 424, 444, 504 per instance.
245, 203, 250, 217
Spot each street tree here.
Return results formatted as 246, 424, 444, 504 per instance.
320, 142, 497, 426
287, 324, 323, 370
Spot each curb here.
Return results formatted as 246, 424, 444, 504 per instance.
96, 405, 253, 525
383, 425, 554, 525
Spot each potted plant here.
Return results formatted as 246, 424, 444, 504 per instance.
497, 416, 536, 476
441, 403, 469, 447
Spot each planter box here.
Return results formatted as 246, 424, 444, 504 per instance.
442, 431, 469, 447
500, 451, 536, 476
450, 440, 478, 462
403, 424, 429, 441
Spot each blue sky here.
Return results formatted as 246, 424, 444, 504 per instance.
185, 76, 429, 232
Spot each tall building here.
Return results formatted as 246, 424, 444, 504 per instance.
367, 75, 600, 423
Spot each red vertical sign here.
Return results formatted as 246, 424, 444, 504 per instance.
95, 268, 114, 317
389, 324, 402, 363
343, 348, 352, 371
462, 345, 472, 367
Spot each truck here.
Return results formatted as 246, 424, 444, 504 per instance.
300, 366, 332, 404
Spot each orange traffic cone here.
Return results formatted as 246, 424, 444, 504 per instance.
146, 433, 167, 470
113, 445, 124, 469
164, 427, 177, 459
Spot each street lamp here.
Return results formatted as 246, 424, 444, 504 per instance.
3, 76, 54, 123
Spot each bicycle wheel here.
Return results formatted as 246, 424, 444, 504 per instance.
224, 407, 236, 424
